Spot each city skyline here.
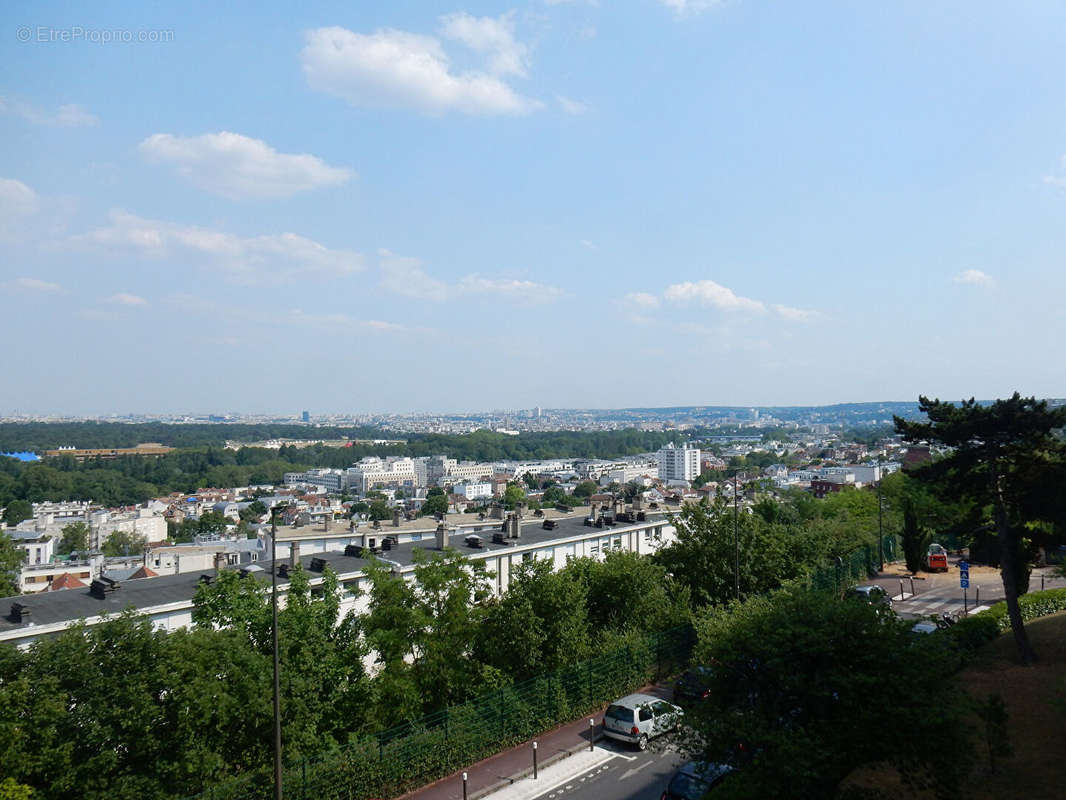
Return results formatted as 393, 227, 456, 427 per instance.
4, 1, 1066, 414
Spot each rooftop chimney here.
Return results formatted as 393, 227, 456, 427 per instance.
289, 541, 300, 569
392, 507, 402, 527
507, 512, 521, 540
632, 496, 643, 511
435, 523, 447, 550
213, 552, 225, 574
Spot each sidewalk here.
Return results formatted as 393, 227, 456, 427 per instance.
397, 684, 672, 800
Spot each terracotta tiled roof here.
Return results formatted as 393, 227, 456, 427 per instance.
49, 573, 88, 591
128, 566, 159, 580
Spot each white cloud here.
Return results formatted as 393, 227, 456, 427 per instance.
440, 12, 528, 77
139, 132, 352, 199
107, 293, 148, 306
953, 269, 996, 289
772, 304, 816, 322
456, 275, 564, 303
557, 95, 589, 115
663, 279, 766, 312
0, 178, 40, 219
0, 96, 99, 127
378, 248, 450, 300
287, 309, 409, 332
377, 250, 563, 304
301, 26, 542, 116
9, 277, 62, 293
623, 291, 660, 308
659, 0, 725, 16
75, 211, 364, 284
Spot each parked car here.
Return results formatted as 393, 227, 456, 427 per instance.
847, 584, 891, 607
661, 761, 733, 800
603, 693, 683, 750
674, 666, 714, 704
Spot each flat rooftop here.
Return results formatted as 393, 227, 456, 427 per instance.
0, 510, 670, 637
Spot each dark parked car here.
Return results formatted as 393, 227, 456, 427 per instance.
674, 666, 714, 703
661, 761, 732, 800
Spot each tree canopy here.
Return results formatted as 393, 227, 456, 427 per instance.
895, 394, 1066, 664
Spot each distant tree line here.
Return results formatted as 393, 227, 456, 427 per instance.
0, 429, 689, 508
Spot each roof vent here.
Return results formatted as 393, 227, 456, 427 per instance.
491, 531, 506, 545
381, 537, 393, 551
343, 544, 362, 558
89, 577, 120, 599
542, 519, 556, 530
464, 535, 484, 549
309, 557, 328, 573
8, 602, 31, 623
277, 564, 290, 578
198, 574, 213, 585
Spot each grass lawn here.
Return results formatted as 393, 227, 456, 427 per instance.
842, 612, 1066, 799
959, 611, 1066, 799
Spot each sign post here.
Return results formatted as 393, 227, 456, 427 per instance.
959, 561, 970, 613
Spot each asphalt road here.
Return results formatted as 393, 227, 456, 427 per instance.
528, 740, 683, 800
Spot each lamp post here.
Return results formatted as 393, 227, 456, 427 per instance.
734, 472, 740, 601
876, 473, 884, 573
270, 506, 284, 800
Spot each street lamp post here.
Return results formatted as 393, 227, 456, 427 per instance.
270, 507, 283, 800
876, 474, 884, 573
734, 472, 740, 601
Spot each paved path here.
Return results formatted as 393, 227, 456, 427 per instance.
866, 559, 1064, 620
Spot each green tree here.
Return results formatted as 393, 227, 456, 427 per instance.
580, 550, 689, 635
0, 531, 22, 597
683, 587, 972, 799
895, 394, 1066, 664
654, 499, 827, 607
421, 488, 449, 517
2, 500, 32, 528
475, 558, 590, 678
0, 778, 34, 800
101, 529, 147, 557
237, 499, 267, 522
56, 522, 90, 556
503, 483, 527, 510
196, 510, 230, 534
572, 480, 598, 498
367, 499, 391, 521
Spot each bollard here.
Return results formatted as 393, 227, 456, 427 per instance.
532, 741, 538, 780
589, 718, 595, 752
899, 579, 904, 600
909, 576, 915, 597
976, 586, 980, 607
1042, 574, 1046, 591
462, 772, 468, 800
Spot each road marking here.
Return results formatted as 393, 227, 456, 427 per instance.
620, 760, 653, 780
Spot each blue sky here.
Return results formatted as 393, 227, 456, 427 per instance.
3, 0, 1066, 415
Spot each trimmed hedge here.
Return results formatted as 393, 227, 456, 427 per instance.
982, 586, 1066, 631
947, 587, 1066, 651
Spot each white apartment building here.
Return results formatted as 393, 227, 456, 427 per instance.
284, 468, 348, 493
10, 504, 167, 551
657, 443, 701, 482
347, 457, 419, 493
452, 482, 493, 500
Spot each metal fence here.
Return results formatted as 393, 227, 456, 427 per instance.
808, 534, 900, 592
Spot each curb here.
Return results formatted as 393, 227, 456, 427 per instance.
467, 731, 605, 800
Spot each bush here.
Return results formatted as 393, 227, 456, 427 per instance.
947, 614, 1000, 651
970, 587, 1066, 632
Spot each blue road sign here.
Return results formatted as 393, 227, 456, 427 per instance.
961, 577, 970, 589
959, 560, 969, 572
